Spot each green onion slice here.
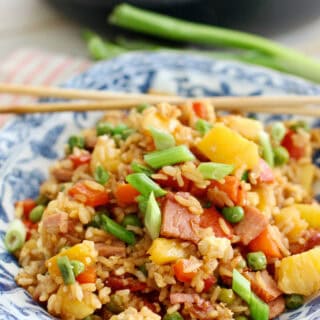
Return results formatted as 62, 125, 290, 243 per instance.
271, 122, 286, 144
232, 269, 251, 304
131, 162, 154, 176
249, 293, 269, 320
150, 127, 175, 150
70, 260, 85, 277
144, 192, 162, 240
144, 145, 195, 169
4, 219, 27, 252
94, 165, 110, 185
126, 173, 166, 197
259, 131, 274, 167
57, 256, 75, 285
198, 162, 234, 180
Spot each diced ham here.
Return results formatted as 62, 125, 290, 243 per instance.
244, 270, 282, 303
169, 293, 202, 305
258, 159, 275, 183
52, 167, 73, 182
106, 276, 147, 292
42, 211, 68, 233
95, 241, 126, 257
268, 296, 285, 319
234, 206, 268, 245
160, 193, 200, 243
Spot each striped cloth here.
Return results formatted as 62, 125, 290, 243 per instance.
0, 49, 92, 126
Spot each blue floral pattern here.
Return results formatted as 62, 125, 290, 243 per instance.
0, 52, 320, 319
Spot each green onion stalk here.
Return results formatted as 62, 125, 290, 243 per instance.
109, 4, 320, 83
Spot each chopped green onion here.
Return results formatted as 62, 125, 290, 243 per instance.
163, 312, 184, 320
68, 135, 84, 151
150, 127, 175, 150
36, 194, 49, 205
271, 122, 286, 144
29, 205, 45, 223
232, 269, 251, 304
249, 293, 269, 320
222, 206, 244, 223
144, 192, 162, 240
218, 288, 235, 305
241, 170, 249, 182
195, 119, 212, 136
259, 131, 274, 167
136, 103, 151, 113
285, 294, 304, 310
144, 145, 195, 169
122, 214, 142, 227
131, 162, 154, 176
57, 256, 75, 285
94, 165, 110, 185
70, 260, 85, 277
273, 146, 289, 166
290, 120, 310, 132
96, 121, 114, 136
4, 219, 26, 252
247, 251, 267, 271
126, 173, 166, 197
198, 162, 234, 180
137, 195, 148, 213
100, 214, 136, 245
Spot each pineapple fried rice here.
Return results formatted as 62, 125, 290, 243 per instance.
5, 101, 320, 320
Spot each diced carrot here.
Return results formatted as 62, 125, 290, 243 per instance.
68, 153, 91, 168
192, 101, 207, 119
281, 130, 305, 160
210, 176, 246, 206
115, 183, 140, 207
203, 276, 217, 293
76, 266, 97, 284
68, 181, 109, 207
16, 199, 37, 220
173, 259, 198, 283
258, 159, 275, 183
248, 227, 282, 259
200, 207, 233, 239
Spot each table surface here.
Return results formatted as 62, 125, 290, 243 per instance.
1, 0, 320, 60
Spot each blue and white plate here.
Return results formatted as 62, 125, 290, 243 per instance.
1, 52, 320, 320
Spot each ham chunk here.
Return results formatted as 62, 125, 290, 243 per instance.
234, 206, 268, 245
170, 293, 202, 305
95, 241, 126, 257
42, 211, 68, 233
268, 296, 285, 319
245, 270, 282, 303
160, 194, 200, 243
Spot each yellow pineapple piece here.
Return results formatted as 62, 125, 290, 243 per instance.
295, 163, 315, 194
294, 204, 320, 228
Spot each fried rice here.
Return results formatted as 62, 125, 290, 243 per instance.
6, 101, 320, 320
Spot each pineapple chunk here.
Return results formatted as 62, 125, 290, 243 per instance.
294, 204, 320, 228
221, 115, 263, 141
57, 286, 95, 319
46, 241, 97, 277
276, 247, 320, 295
141, 109, 179, 133
90, 136, 120, 174
147, 238, 188, 265
197, 123, 259, 170
295, 163, 315, 194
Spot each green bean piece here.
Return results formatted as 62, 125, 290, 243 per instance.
57, 256, 75, 285
285, 294, 304, 310
94, 165, 110, 185
4, 219, 26, 252
195, 119, 212, 136
122, 214, 142, 228
222, 206, 244, 223
163, 311, 184, 320
218, 288, 235, 305
96, 122, 114, 136
273, 146, 289, 166
247, 251, 267, 271
70, 260, 85, 277
68, 135, 84, 151
29, 205, 45, 223
271, 122, 286, 144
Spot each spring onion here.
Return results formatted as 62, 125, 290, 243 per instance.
249, 293, 269, 320
198, 162, 234, 180
4, 219, 26, 252
271, 122, 286, 144
70, 260, 85, 277
57, 256, 75, 285
100, 214, 136, 245
195, 119, 212, 136
131, 162, 154, 176
144, 192, 162, 240
96, 122, 113, 136
273, 146, 289, 166
94, 165, 110, 185
232, 269, 251, 304
137, 195, 149, 213
163, 312, 184, 320
150, 127, 175, 150
144, 145, 195, 169
259, 131, 274, 167
68, 135, 84, 151
109, 4, 320, 83
122, 214, 142, 227
29, 205, 45, 223
126, 173, 166, 197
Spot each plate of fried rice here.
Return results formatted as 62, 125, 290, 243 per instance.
2, 52, 320, 320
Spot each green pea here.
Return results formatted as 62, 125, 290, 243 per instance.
136, 103, 151, 113
29, 205, 45, 223
163, 311, 184, 320
273, 146, 289, 166
195, 119, 212, 136
94, 165, 109, 185
68, 135, 84, 151
247, 251, 267, 271
122, 214, 142, 228
218, 288, 235, 305
96, 121, 113, 136
70, 260, 85, 277
222, 206, 244, 223
285, 294, 304, 310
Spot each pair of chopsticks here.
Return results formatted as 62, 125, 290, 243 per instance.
1, 83, 320, 116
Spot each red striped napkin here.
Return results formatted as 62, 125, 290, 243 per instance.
0, 49, 92, 126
